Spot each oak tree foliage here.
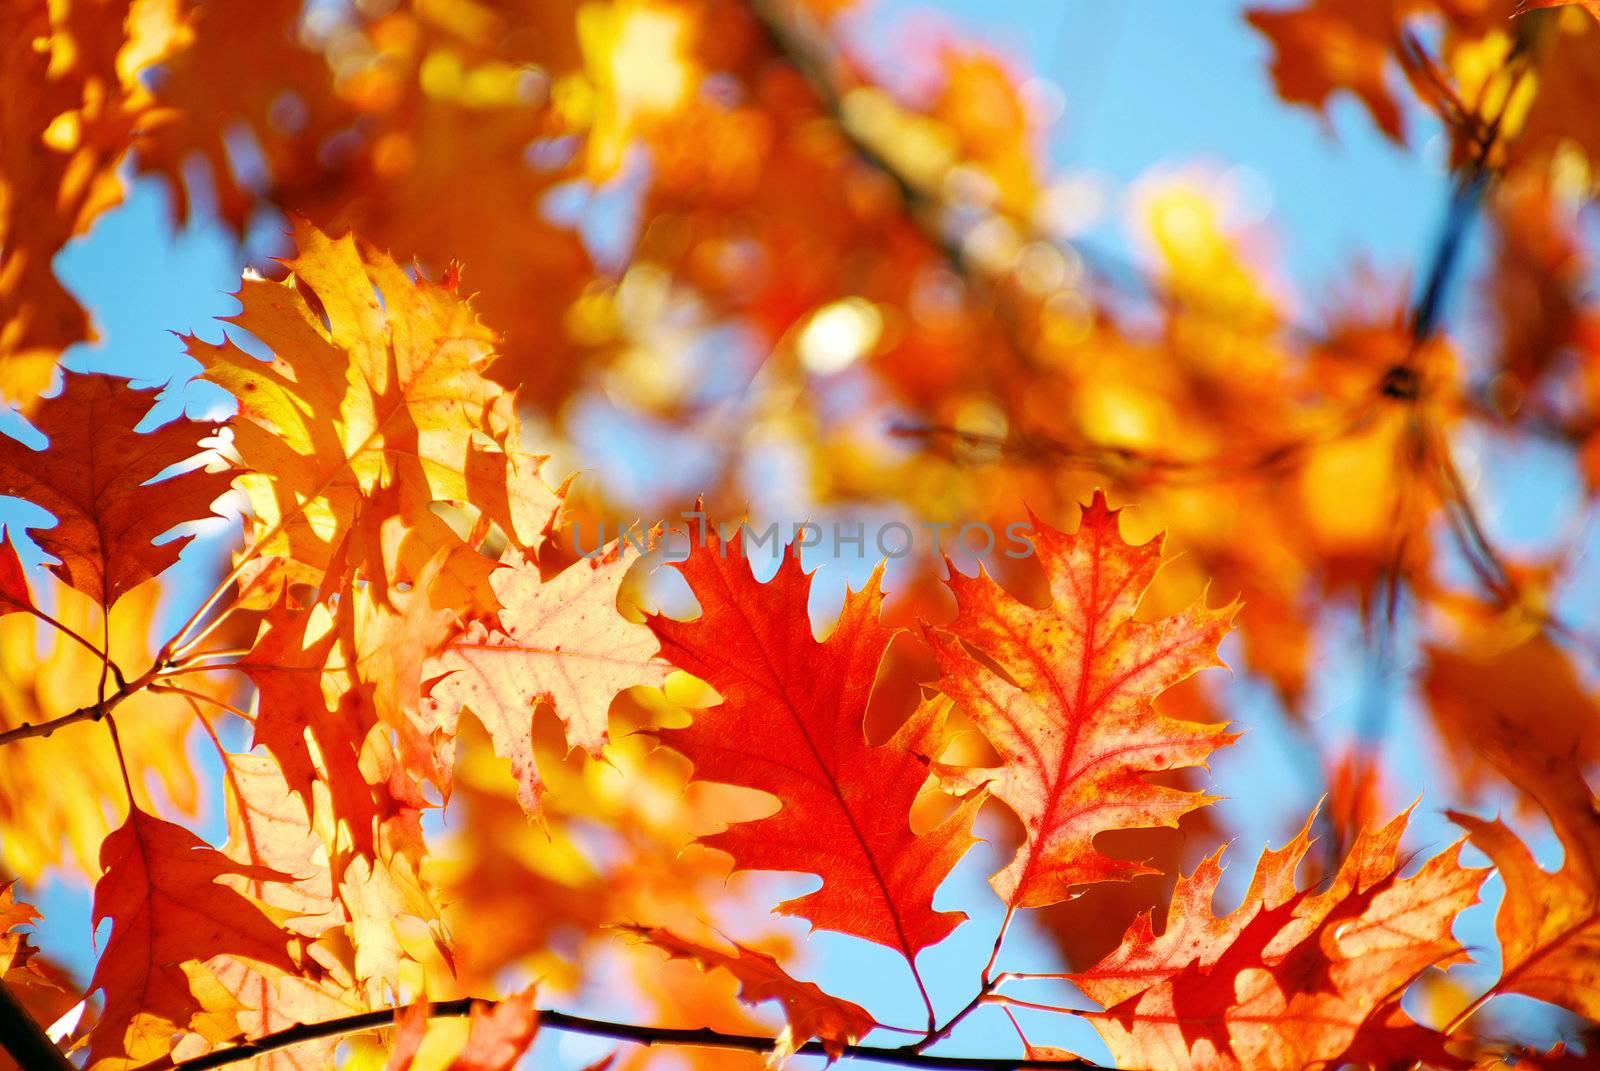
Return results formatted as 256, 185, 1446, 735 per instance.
3, 0, 1600, 1068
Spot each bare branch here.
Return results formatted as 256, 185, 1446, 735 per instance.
140, 1003, 1102, 1071
0, 979, 74, 1071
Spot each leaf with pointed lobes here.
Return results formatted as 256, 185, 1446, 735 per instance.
925, 491, 1236, 910
1073, 806, 1483, 1071
1424, 633, 1600, 800
1446, 705, 1600, 1023
385, 991, 539, 1071
1246, 0, 1407, 143
1, 882, 77, 1071
427, 540, 667, 815
0, 528, 33, 615
192, 217, 560, 604
240, 598, 382, 855
646, 524, 981, 963
0, 371, 232, 610
620, 926, 876, 1062
447, 991, 540, 1071
87, 806, 297, 1068
0, 881, 43, 974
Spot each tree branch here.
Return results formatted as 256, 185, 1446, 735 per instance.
0, 701, 110, 745
0, 978, 75, 1071
0, 658, 167, 747
141, 1003, 1101, 1071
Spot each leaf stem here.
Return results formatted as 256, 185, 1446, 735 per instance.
22, 605, 119, 680
983, 906, 1017, 985
146, 683, 255, 723
137, 1003, 1101, 1071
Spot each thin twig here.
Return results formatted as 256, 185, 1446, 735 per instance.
138, 1003, 1102, 1071
0, 702, 111, 745
147, 683, 256, 724
0, 659, 165, 747
22, 605, 120, 682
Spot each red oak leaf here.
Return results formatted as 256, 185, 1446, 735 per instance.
1074, 807, 1482, 1070
621, 925, 876, 1061
926, 491, 1236, 909
0, 371, 232, 609
427, 542, 667, 815
87, 807, 297, 1067
0, 528, 33, 616
647, 526, 981, 968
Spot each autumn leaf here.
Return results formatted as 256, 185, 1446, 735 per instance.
925, 491, 1236, 909
0, 882, 76, 1071
621, 925, 876, 1061
219, 750, 343, 937
446, 992, 541, 1071
386, 991, 540, 1071
427, 541, 667, 815
195, 748, 365, 1071
647, 526, 981, 968
0, 371, 232, 610
0, 0, 185, 407
192, 218, 560, 606
1074, 806, 1483, 1070
238, 598, 382, 851
0, 529, 33, 616
1447, 708, 1600, 1023
87, 806, 298, 1068
0, 881, 41, 974
1246, 0, 1407, 142
1424, 632, 1600, 799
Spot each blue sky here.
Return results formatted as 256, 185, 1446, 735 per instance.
8, 0, 1582, 1063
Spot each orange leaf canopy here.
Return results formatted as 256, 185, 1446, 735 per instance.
0, 371, 232, 609
622, 926, 876, 1060
87, 806, 296, 1067
927, 491, 1236, 909
1075, 807, 1483, 1070
647, 528, 980, 964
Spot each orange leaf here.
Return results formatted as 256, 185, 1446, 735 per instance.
926, 491, 1235, 909
192, 218, 559, 606
620, 926, 875, 1060
1424, 634, 1600, 799
0, 882, 75, 1071
428, 542, 667, 815
240, 600, 381, 853
0, 881, 43, 975
647, 527, 980, 963
1075, 807, 1482, 1070
87, 807, 297, 1067
0, 371, 232, 609
1447, 709, 1600, 1022
1246, 0, 1407, 143
449, 991, 540, 1071
0, 528, 32, 616
385, 992, 539, 1071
